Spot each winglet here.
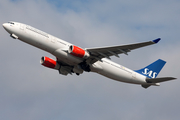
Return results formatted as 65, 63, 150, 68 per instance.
152, 38, 161, 43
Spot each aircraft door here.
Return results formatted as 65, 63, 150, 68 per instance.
132, 72, 136, 79
51, 36, 56, 43
20, 24, 26, 32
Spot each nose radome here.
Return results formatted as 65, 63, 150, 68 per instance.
2, 23, 7, 28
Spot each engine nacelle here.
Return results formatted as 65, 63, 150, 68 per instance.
40, 56, 60, 70
68, 45, 90, 59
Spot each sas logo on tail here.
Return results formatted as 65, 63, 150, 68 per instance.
142, 68, 157, 78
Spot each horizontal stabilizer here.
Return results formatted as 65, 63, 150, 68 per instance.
142, 77, 176, 89
146, 77, 176, 83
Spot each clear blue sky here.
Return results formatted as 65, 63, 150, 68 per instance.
0, 0, 180, 120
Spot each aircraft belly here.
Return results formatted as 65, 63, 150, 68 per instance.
52, 48, 83, 65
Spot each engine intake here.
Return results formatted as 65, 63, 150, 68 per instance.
68, 45, 90, 59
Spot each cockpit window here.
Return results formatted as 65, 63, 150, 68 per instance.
8, 22, 14, 25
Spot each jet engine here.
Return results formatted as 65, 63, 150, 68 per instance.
68, 45, 90, 59
40, 56, 60, 70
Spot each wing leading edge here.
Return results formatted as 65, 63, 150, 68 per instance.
86, 38, 161, 64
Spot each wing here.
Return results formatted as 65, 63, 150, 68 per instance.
85, 38, 161, 64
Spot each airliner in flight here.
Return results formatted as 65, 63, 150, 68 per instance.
3, 21, 176, 88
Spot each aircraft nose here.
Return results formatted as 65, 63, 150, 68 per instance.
2, 23, 8, 29
2, 23, 11, 33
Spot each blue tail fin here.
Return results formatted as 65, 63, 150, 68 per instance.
135, 59, 166, 78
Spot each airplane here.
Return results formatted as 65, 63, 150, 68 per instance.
2, 21, 176, 88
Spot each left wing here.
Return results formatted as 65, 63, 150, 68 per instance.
85, 38, 161, 63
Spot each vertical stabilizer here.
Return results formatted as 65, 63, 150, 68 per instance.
135, 59, 166, 78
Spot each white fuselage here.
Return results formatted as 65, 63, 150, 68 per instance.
3, 22, 147, 85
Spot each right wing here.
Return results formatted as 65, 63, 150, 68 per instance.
86, 38, 161, 64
